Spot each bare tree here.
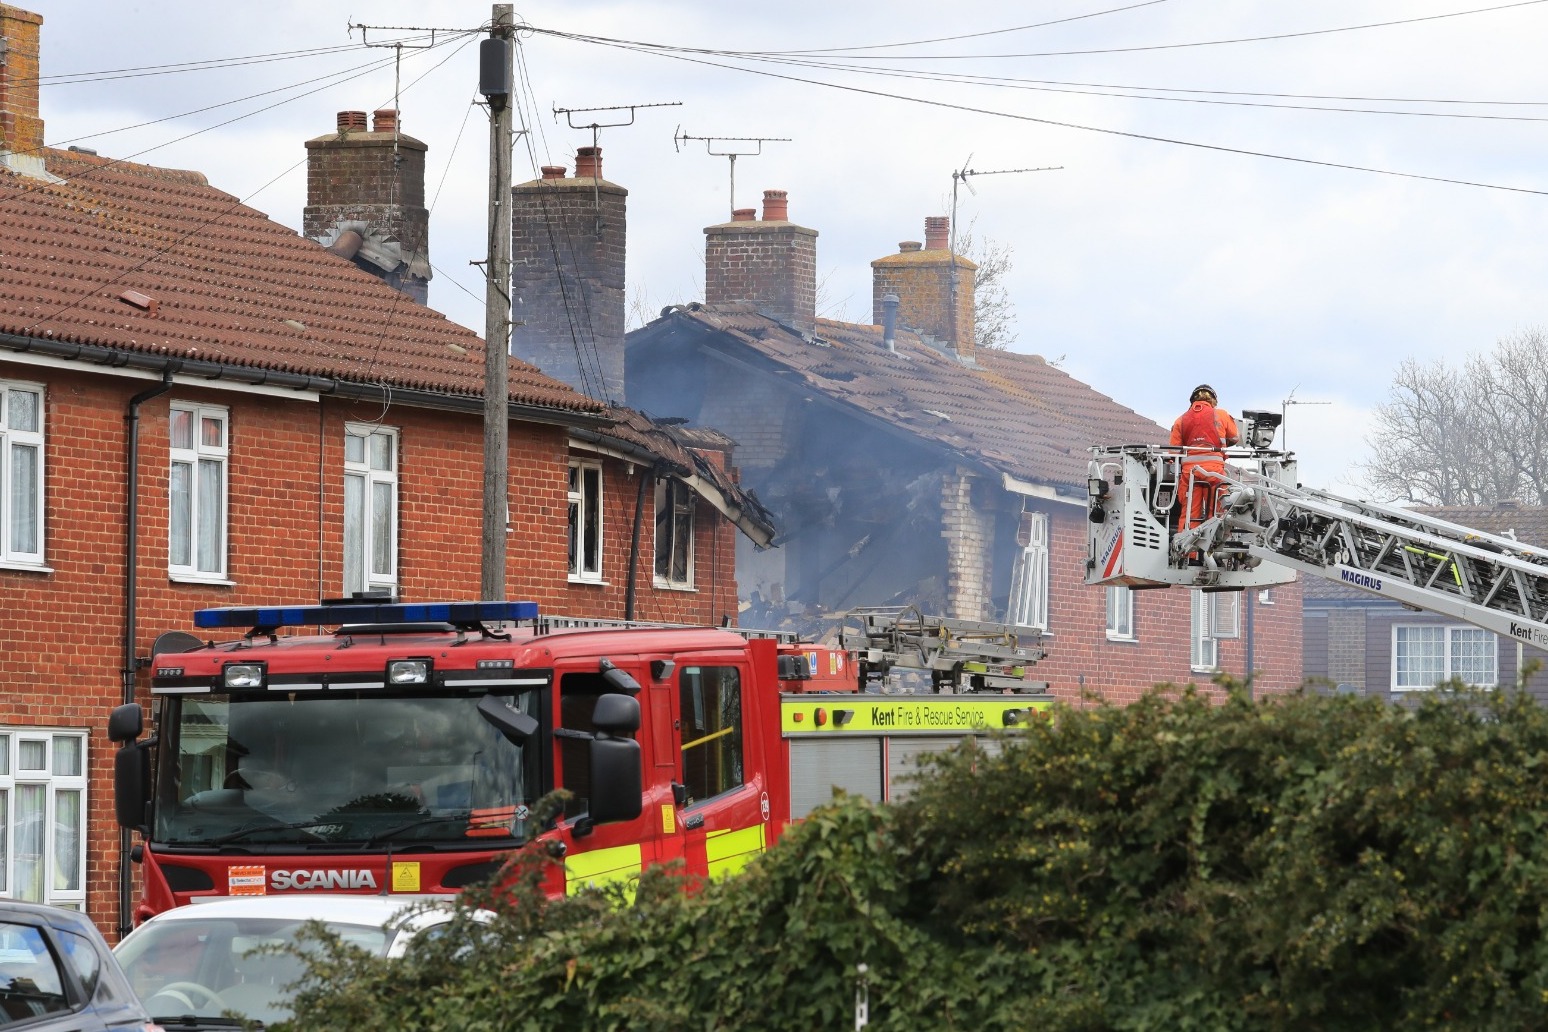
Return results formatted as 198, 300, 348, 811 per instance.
954, 219, 1018, 351
1361, 329, 1548, 504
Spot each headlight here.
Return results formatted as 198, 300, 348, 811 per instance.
388, 659, 430, 685
223, 664, 264, 689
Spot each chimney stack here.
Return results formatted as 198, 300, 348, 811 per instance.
871, 216, 977, 360
509, 148, 628, 402
704, 189, 818, 335
304, 107, 430, 303
0, 5, 46, 165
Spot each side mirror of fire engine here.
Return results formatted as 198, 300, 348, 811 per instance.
108, 704, 151, 833
108, 703, 143, 744
589, 694, 643, 825
477, 695, 540, 745
114, 745, 151, 833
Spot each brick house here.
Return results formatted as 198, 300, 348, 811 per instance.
1303, 501, 1548, 703
0, 3, 770, 934
505, 167, 1302, 706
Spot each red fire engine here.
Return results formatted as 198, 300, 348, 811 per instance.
110, 600, 1047, 920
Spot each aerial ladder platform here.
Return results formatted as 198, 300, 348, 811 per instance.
1085, 411, 1548, 648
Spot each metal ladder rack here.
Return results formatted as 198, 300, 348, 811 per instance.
834, 605, 1047, 693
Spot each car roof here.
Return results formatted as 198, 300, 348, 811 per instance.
128, 894, 456, 932
0, 899, 102, 937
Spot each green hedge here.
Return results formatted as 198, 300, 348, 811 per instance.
284, 683, 1548, 1031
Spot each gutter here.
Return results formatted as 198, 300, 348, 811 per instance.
0, 331, 614, 431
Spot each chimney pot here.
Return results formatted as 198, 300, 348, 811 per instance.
731, 208, 757, 222
761, 189, 789, 222
575, 146, 601, 179
541, 164, 566, 179
337, 110, 368, 132
372, 108, 398, 133
899, 241, 922, 252
924, 216, 950, 251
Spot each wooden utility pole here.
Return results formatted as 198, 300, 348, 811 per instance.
480, 4, 514, 599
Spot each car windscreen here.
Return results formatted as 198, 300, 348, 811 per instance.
153, 688, 542, 848
116, 915, 387, 1025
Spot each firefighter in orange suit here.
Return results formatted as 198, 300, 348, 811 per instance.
1169, 384, 1240, 529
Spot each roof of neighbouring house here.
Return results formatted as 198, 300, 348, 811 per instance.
630, 302, 1166, 495
0, 149, 603, 415
0, 149, 779, 543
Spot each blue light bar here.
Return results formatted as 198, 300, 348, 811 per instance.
193, 600, 540, 631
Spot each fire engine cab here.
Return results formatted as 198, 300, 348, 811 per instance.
110, 600, 1049, 920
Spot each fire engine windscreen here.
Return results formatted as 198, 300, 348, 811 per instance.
152, 690, 540, 847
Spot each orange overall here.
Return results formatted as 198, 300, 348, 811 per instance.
1169, 401, 1239, 529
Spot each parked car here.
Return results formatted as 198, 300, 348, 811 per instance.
0, 898, 161, 1031
114, 895, 475, 1030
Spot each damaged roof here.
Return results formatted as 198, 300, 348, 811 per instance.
635, 302, 1165, 495
0, 149, 602, 416
578, 407, 778, 547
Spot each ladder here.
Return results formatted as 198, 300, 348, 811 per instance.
834, 605, 1048, 693
1242, 477, 1548, 648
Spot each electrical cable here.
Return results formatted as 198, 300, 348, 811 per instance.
529, 29, 1548, 197
556, 0, 1548, 62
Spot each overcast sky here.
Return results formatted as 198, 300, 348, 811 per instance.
23, 0, 1548, 496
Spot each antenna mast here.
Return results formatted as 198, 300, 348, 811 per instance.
674, 129, 791, 217
947, 160, 1062, 354
552, 102, 681, 221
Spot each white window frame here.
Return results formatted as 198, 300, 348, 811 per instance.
1007, 510, 1049, 631
1257, 588, 1274, 605
169, 402, 229, 581
343, 423, 399, 597
654, 477, 695, 589
1392, 624, 1498, 691
0, 729, 88, 910
1211, 592, 1240, 639
1191, 590, 1219, 672
0, 381, 45, 568
1105, 585, 1135, 641
568, 460, 604, 583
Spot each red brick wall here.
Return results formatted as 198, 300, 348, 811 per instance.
1037, 505, 1303, 705
0, 362, 745, 936
704, 219, 818, 335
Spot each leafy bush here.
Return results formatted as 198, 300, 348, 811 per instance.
283, 683, 1548, 1031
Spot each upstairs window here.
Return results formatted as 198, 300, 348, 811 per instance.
568, 461, 603, 581
0, 382, 43, 567
169, 403, 227, 580
654, 478, 695, 587
343, 424, 398, 597
1007, 510, 1049, 631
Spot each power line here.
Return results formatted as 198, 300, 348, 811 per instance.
530, 28, 1548, 198
713, 52, 1548, 123
614, 0, 1548, 62
744, 0, 1175, 55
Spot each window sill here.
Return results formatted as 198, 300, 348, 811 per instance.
170, 574, 236, 587
568, 576, 608, 587
0, 560, 53, 575
652, 580, 697, 592
1105, 633, 1137, 643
